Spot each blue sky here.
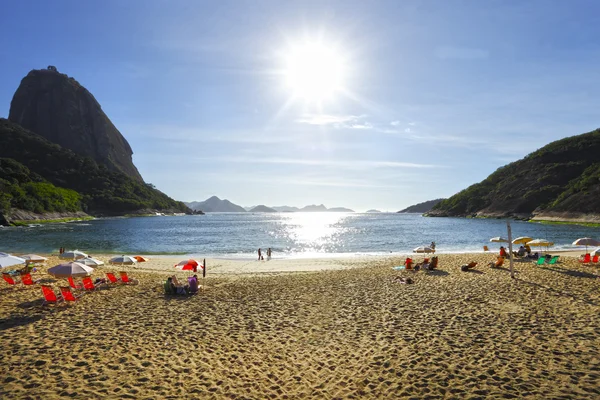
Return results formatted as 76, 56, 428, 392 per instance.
2, 0, 600, 211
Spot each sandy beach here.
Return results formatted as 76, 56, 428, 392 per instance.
1, 252, 599, 399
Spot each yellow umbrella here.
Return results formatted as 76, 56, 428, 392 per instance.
527, 239, 554, 255
512, 236, 533, 245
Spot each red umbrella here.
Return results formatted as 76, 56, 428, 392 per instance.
175, 259, 198, 271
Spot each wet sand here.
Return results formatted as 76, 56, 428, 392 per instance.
1, 253, 599, 399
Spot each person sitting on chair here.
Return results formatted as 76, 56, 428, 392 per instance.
188, 275, 199, 294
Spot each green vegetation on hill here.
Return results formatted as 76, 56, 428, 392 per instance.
398, 198, 445, 213
0, 158, 81, 214
429, 128, 600, 218
0, 119, 190, 215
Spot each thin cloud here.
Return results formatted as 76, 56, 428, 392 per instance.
390, 120, 400, 126
296, 114, 372, 130
189, 156, 439, 169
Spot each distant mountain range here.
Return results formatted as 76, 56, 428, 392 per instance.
398, 199, 445, 214
186, 198, 355, 213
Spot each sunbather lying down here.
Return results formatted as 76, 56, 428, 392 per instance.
488, 257, 504, 268
460, 261, 478, 272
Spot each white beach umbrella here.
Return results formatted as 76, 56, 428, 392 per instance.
109, 255, 137, 265
591, 248, 600, 256
60, 250, 88, 260
413, 246, 434, 254
528, 239, 554, 255
0, 252, 26, 268
80, 257, 105, 266
20, 254, 48, 263
512, 236, 533, 245
490, 237, 509, 243
48, 262, 94, 278
572, 238, 600, 253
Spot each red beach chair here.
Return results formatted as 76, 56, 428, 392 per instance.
592, 255, 599, 264
119, 271, 138, 285
59, 286, 81, 303
579, 254, 591, 264
21, 272, 40, 286
2, 273, 20, 286
68, 276, 82, 289
41, 285, 63, 305
81, 276, 98, 291
106, 272, 120, 284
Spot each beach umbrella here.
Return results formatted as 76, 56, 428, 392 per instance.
134, 256, 149, 262
512, 237, 533, 245
175, 259, 199, 271
572, 238, 600, 254
60, 250, 88, 260
20, 254, 48, 263
591, 248, 600, 256
0, 252, 26, 268
80, 257, 105, 266
109, 255, 137, 265
528, 239, 554, 255
489, 237, 509, 243
48, 262, 94, 278
413, 246, 434, 254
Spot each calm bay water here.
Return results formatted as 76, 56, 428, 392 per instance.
1, 213, 599, 258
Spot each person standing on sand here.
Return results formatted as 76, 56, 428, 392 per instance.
258, 248, 262, 261
267, 248, 272, 260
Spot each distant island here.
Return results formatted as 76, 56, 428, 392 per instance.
427, 128, 600, 223
366, 209, 381, 213
186, 198, 355, 213
398, 199, 445, 214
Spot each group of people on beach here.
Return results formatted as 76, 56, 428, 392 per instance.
164, 274, 199, 295
258, 248, 272, 261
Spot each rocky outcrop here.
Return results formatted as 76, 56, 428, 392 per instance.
8, 67, 143, 181
1, 209, 90, 225
398, 199, 445, 214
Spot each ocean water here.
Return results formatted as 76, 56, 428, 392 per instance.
1, 213, 599, 258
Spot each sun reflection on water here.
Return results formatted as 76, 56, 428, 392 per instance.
276, 212, 351, 253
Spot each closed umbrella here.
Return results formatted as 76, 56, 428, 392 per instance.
0, 252, 26, 268
80, 257, 105, 266
512, 237, 533, 245
175, 259, 199, 271
572, 238, 600, 254
48, 262, 94, 278
413, 246, 434, 254
20, 254, 48, 263
109, 256, 137, 265
60, 250, 88, 260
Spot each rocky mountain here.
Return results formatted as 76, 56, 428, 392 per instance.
185, 196, 246, 212
398, 199, 445, 214
0, 119, 190, 223
249, 205, 277, 212
8, 67, 143, 181
427, 128, 600, 223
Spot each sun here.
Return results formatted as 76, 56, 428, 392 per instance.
283, 42, 346, 102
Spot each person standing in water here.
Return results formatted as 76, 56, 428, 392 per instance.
267, 248, 272, 260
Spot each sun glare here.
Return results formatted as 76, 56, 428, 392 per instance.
284, 42, 346, 102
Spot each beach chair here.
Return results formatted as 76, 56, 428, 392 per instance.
461, 261, 477, 272
59, 286, 81, 303
536, 258, 546, 266
106, 272, 120, 284
492, 257, 504, 268
592, 255, 599, 264
119, 271, 138, 285
2, 273, 20, 286
483, 245, 489, 252
21, 272, 40, 286
41, 285, 63, 306
547, 256, 559, 265
68, 276, 83, 290
578, 254, 591, 264
81, 276, 99, 291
